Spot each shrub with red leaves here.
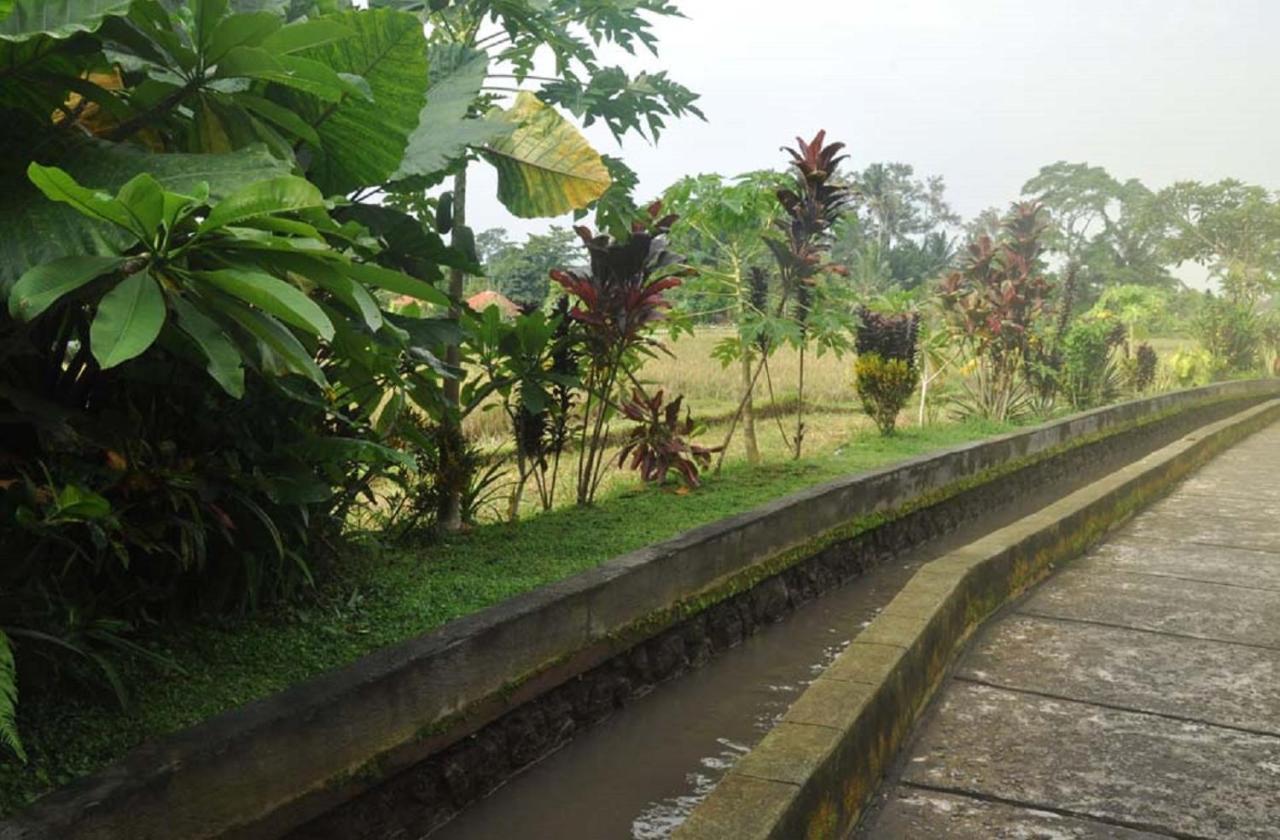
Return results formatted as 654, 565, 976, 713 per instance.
767, 131, 856, 293
549, 203, 698, 504
550, 202, 693, 360
616, 389, 717, 488
939, 202, 1054, 420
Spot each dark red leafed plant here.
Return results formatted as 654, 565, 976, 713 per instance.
854, 307, 921, 435
768, 130, 855, 294
616, 389, 716, 488
551, 202, 695, 504
767, 131, 855, 458
939, 201, 1054, 421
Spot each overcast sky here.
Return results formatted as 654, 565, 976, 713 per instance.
466, 0, 1279, 248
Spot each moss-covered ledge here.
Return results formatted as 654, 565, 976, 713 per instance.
673, 397, 1280, 840
2, 380, 1277, 840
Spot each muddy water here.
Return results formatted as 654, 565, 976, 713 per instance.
430, 470, 1095, 840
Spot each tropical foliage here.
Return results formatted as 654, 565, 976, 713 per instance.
939, 202, 1054, 421
0, 0, 698, 763
853, 306, 921, 435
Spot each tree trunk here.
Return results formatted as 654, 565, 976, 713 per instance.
740, 352, 760, 464
918, 354, 930, 427
439, 166, 468, 532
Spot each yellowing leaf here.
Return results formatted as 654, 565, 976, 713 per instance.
481, 92, 611, 219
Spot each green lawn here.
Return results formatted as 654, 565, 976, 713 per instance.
0, 417, 1017, 815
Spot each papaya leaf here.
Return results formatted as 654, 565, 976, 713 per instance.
90, 271, 167, 368
393, 43, 513, 181
481, 92, 611, 219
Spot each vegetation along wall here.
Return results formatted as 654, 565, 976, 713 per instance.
1, 380, 1275, 840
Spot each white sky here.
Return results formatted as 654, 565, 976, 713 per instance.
467, 0, 1279, 250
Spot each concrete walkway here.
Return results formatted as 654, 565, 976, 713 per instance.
860, 424, 1280, 839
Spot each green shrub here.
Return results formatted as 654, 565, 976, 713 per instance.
855, 355, 919, 435
1194, 294, 1260, 374
854, 307, 920, 435
1169, 347, 1215, 388
1058, 319, 1122, 409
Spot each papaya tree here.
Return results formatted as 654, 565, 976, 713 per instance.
662, 171, 786, 464
377, 0, 702, 527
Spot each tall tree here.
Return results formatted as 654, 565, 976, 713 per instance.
1022, 163, 1174, 300
1150, 179, 1280, 302
835, 163, 959, 292
483, 226, 581, 309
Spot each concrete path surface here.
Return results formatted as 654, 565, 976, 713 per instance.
860, 424, 1280, 839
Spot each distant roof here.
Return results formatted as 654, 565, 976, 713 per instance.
467, 290, 521, 319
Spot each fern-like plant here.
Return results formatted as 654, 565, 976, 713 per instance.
1, 630, 24, 763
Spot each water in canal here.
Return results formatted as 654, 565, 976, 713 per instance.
429, 435, 1167, 840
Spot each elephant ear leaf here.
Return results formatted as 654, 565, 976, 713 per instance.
480, 92, 611, 219
1, 631, 26, 764
393, 43, 513, 181
0, 0, 133, 41
90, 271, 167, 369
293, 8, 428, 195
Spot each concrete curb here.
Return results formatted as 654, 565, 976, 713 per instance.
673, 398, 1280, 840
4, 383, 1276, 840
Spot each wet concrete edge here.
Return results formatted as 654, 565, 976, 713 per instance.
672, 397, 1280, 840
3, 381, 1278, 840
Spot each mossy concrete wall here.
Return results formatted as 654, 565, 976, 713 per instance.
673, 397, 1280, 840
3, 381, 1277, 840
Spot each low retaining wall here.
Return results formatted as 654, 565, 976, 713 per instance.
3, 381, 1277, 840
673, 398, 1280, 840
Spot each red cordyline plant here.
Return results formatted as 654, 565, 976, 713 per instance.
939, 201, 1054, 421
767, 131, 855, 459
767, 131, 856, 292
551, 202, 699, 504
616, 389, 715, 488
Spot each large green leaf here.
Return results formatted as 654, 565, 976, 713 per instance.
90, 271, 167, 368
393, 43, 513, 181
343, 261, 449, 306
481, 92, 612, 218
200, 175, 325, 232
8, 254, 126, 319
0, 143, 292, 287
0, 0, 132, 41
0, 630, 22, 764
27, 163, 141, 235
294, 8, 427, 195
197, 268, 335, 340
170, 294, 246, 397
212, 297, 326, 386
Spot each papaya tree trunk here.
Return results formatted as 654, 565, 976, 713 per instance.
740, 351, 760, 464
440, 166, 468, 532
